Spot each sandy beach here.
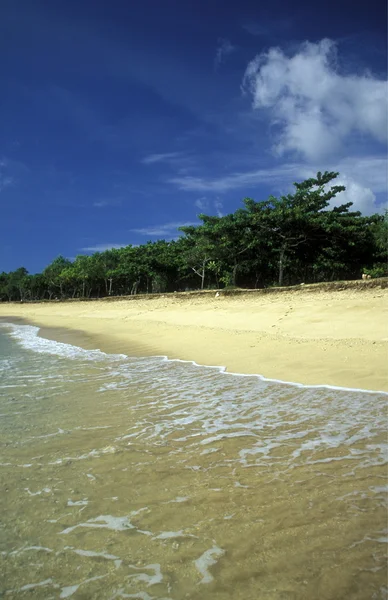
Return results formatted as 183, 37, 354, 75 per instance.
0, 283, 387, 392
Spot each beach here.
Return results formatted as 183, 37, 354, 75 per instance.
0, 282, 387, 392
1, 286, 387, 598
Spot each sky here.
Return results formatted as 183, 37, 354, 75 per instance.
0, 0, 387, 273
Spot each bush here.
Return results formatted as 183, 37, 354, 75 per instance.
363, 265, 388, 279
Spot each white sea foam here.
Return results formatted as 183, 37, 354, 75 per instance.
165, 496, 189, 503
64, 546, 121, 567
20, 578, 54, 591
67, 499, 88, 506
154, 530, 197, 540
1, 321, 387, 474
59, 574, 108, 599
60, 510, 151, 536
195, 545, 225, 584
8, 546, 54, 556
24, 487, 51, 496
127, 564, 163, 587
0, 322, 125, 361
1, 321, 386, 394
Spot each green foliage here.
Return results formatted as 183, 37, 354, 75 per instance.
370, 210, 388, 262
1, 172, 385, 301
362, 265, 388, 279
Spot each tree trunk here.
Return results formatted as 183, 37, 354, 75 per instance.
200, 260, 206, 289
231, 262, 238, 286
278, 244, 287, 286
108, 278, 113, 296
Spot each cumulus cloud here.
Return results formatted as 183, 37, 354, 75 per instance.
331, 176, 378, 215
337, 156, 387, 195
215, 38, 235, 70
242, 39, 388, 161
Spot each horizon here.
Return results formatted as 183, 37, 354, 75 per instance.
1, 0, 387, 273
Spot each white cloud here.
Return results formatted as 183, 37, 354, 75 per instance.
331, 176, 378, 215
215, 38, 235, 70
214, 197, 224, 217
194, 196, 224, 216
336, 156, 387, 195
242, 39, 388, 161
169, 164, 305, 192
141, 152, 182, 165
81, 243, 128, 252
194, 196, 208, 211
131, 221, 199, 237
168, 156, 386, 215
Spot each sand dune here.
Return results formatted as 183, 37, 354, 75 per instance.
1, 284, 387, 391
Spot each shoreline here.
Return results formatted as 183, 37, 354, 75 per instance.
1, 317, 386, 395
0, 285, 387, 392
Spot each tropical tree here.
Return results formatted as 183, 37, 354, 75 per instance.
1, 172, 386, 300
244, 172, 346, 285
43, 256, 72, 299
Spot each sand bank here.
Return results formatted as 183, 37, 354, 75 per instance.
1, 284, 387, 392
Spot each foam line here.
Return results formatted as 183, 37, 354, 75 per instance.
1, 321, 386, 395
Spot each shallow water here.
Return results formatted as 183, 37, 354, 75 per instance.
0, 322, 387, 599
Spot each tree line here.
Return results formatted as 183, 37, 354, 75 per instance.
1, 172, 387, 302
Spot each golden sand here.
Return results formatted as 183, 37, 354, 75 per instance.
1, 284, 387, 391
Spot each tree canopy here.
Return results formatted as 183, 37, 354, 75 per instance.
1, 172, 386, 302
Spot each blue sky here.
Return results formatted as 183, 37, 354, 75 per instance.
1, 0, 387, 273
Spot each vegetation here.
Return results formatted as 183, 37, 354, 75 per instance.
1, 172, 387, 302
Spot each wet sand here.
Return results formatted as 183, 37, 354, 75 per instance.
0, 284, 387, 391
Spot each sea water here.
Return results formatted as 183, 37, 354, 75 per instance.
0, 322, 386, 599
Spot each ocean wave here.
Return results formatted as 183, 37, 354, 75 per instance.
0, 322, 126, 362
1, 321, 386, 395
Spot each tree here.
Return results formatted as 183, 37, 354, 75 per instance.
178, 225, 215, 289
371, 210, 388, 262
0, 171, 385, 299
99, 249, 121, 296
4, 267, 29, 301
59, 265, 79, 298
244, 171, 346, 285
43, 256, 72, 299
